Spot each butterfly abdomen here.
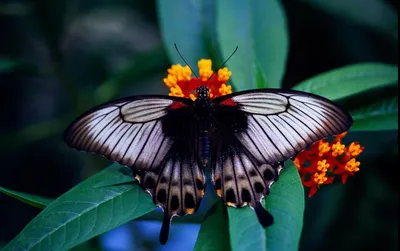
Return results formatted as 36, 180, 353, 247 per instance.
199, 123, 210, 166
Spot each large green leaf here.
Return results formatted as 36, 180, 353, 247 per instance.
301, 0, 398, 40
228, 206, 266, 251
3, 164, 156, 251
227, 163, 304, 251
216, 0, 288, 90
0, 186, 53, 209
293, 63, 398, 101
194, 202, 231, 251
351, 95, 398, 131
157, 0, 213, 67
92, 164, 135, 188
264, 163, 304, 251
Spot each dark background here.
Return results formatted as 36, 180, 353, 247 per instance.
0, 0, 398, 250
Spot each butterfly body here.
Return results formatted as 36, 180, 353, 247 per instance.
64, 86, 353, 244
194, 88, 212, 166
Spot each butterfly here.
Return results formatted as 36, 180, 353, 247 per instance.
64, 86, 353, 244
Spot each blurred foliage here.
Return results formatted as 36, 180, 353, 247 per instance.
0, 0, 398, 251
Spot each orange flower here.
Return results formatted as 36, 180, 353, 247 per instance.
318, 140, 331, 156
294, 132, 364, 197
163, 59, 232, 100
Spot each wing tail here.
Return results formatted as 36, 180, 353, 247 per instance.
139, 153, 205, 244
255, 201, 273, 227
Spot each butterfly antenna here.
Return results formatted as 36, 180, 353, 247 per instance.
209, 46, 239, 80
174, 43, 198, 78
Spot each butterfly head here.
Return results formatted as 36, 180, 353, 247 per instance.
196, 86, 210, 100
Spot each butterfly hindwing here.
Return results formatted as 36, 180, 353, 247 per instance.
211, 136, 281, 226
138, 152, 205, 244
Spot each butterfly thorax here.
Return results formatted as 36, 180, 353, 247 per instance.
195, 86, 212, 166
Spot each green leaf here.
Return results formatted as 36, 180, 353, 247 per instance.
216, 0, 288, 89
3, 164, 156, 251
227, 163, 304, 251
351, 95, 398, 131
194, 202, 231, 251
228, 206, 266, 251
293, 63, 398, 101
92, 165, 135, 188
0, 58, 18, 72
0, 186, 53, 209
301, 0, 398, 40
157, 0, 212, 67
264, 163, 304, 251
0, 113, 71, 152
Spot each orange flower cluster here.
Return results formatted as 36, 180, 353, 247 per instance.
163, 59, 232, 100
294, 132, 364, 197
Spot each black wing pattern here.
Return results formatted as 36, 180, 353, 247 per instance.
210, 89, 353, 225
64, 96, 205, 244
139, 149, 205, 244
211, 135, 281, 227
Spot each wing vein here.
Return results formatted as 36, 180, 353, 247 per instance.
291, 105, 331, 136
132, 121, 157, 167
97, 120, 124, 153
267, 116, 296, 151
299, 99, 348, 127
277, 114, 308, 146
237, 153, 257, 204
70, 108, 117, 140
252, 115, 285, 159
230, 151, 240, 205
86, 116, 119, 150
286, 110, 319, 140
166, 159, 175, 214
110, 123, 133, 157
149, 135, 166, 170
241, 147, 269, 188
244, 130, 268, 163
190, 159, 198, 205
121, 124, 143, 163
73, 114, 107, 147
302, 103, 345, 132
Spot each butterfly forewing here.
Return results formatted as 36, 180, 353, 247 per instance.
65, 96, 187, 169
212, 89, 353, 165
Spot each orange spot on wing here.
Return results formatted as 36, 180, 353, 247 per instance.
186, 208, 195, 214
